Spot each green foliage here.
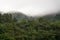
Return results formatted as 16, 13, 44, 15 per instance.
0, 13, 60, 40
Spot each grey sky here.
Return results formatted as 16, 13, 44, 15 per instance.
0, 0, 59, 16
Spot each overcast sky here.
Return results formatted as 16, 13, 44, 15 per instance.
0, 0, 59, 16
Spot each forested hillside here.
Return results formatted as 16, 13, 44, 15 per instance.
0, 12, 60, 40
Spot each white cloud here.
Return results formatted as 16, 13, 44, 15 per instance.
0, 0, 59, 16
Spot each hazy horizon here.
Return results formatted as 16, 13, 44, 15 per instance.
0, 0, 59, 16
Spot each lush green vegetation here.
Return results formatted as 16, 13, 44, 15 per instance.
0, 12, 60, 40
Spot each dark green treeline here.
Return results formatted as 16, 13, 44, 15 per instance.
0, 13, 60, 40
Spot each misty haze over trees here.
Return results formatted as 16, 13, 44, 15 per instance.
0, 11, 60, 40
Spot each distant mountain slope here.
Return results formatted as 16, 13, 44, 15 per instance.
12, 12, 28, 20
1, 11, 60, 21
43, 12, 60, 21
5, 11, 29, 20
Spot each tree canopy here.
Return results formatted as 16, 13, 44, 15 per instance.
0, 12, 60, 40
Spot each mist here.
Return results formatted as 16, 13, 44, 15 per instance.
0, 0, 59, 16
